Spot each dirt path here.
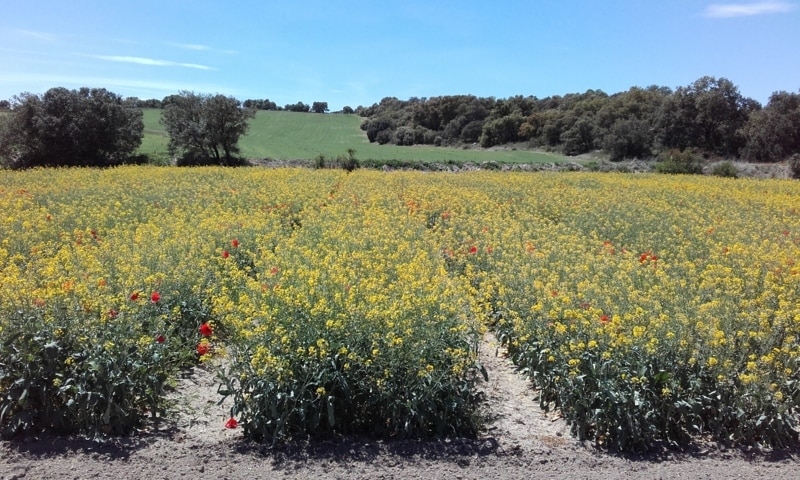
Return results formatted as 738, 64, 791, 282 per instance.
3, 333, 800, 479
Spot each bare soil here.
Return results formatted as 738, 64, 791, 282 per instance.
3, 333, 800, 479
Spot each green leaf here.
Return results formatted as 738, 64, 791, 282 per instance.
326, 396, 336, 427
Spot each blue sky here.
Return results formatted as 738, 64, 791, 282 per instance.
1, 1, 798, 110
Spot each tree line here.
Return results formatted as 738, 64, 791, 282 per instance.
0, 88, 255, 168
2, 77, 799, 169
124, 97, 343, 114
357, 76, 800, 163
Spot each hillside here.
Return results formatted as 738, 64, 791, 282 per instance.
139, 109, 566, 164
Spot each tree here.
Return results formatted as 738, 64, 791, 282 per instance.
341, 106, 355, 114
656, 76, 756, 157
0, 87, 143, 169
741, 91, 800, 162
161, 91, 255, 165
311, 101, 329, 114
284, 102, 310, 113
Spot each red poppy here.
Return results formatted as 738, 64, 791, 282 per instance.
469, 245, 478, 255
486, 246, 494, 254
197, 343, 210, 355
231, 239, 239, 248
129, 292, 139, 301
107, 309, 119, 319
150, 291, 161, 303
222, 250, 230, 259
600, 314, 610, 324
224, 417, 238, 429
199, 322, 213, 337
155, 334, 166, 344
269, 266, 279, 275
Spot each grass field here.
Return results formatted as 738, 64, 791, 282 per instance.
139, 109, 567, 164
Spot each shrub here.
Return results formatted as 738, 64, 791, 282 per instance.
790, 154, 800, 179
654, 149, 704, 174
340, 148, 359, 172
710, 161, 739, 178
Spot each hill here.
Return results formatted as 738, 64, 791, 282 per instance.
139, 109, 566, 164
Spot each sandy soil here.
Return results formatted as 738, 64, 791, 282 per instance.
3, 333, 800, 480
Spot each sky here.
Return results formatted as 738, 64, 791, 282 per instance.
1, 1, 798, 110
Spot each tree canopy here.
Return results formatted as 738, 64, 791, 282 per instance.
0, 87, 143, 169
161, 92, 255, 166
355, 77, 800, 162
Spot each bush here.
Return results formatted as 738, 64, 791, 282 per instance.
655, 149, 704, 174
790, 154, 800, 179
710, 161, 739, 178
340, 149, 359, 172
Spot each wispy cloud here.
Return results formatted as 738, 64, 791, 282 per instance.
14, 29, 58, 42
91, 55, 213, 70
169, 42, 210, 51
168, 42, 239, 55
703, 1, 795, 18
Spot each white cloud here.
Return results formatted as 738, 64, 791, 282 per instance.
704, 1, 795, 17
14, 29, 58, 42
168, 42, 239, 55
169, 42, 210, 51
91, 55, 213, 70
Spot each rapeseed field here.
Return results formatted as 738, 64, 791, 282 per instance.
1, 167, 798, 451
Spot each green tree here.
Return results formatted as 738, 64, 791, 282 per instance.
0, 87, 143, 169
161, 91, 255, 165
741, 91, 800, 162
656, 76, 756, 157
311, 101, 329, 114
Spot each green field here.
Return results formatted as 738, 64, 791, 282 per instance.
139, 109, 567, 164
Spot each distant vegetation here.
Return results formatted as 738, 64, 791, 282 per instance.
355, 76, 800, 164
3, 75, 800, 169
139, 109, 567, 165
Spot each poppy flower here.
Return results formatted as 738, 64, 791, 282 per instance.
224, 417, 238, 429
107, 309, 119, 319
199, 322, 213, 337
231, 239, 239, 248
600, 314, 610, 324
129, 292, 139, 301
469, 245, 478, 254
150, 291, 161, 303
155, 334, 166, 344
222, 250, 230, 259
197, 343, 210, 355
